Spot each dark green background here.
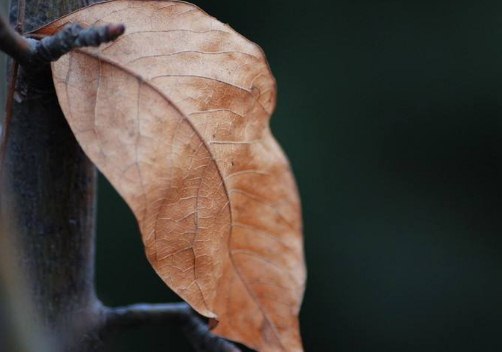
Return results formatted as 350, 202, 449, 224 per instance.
98, 0, 502, 351
18, 0, 502, 351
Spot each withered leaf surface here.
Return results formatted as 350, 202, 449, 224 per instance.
37, 1, 305, 350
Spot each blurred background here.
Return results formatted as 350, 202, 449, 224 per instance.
3, 0, 502, 351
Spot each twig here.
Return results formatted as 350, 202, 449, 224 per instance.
104, 302, 190, 328
30, 22, 125, 64
103, 303, 242, 352
0, 12, 125, 66
0, 14, 31, 64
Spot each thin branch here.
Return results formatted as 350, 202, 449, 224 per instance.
0, 12, 125, 66
0, 14, 31, 64
104, 302, 190, 328
0, 63, 19, 183
103, 303, 242, 352
31, 22, 125, 64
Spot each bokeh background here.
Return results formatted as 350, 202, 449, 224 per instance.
3, 0, 502, 351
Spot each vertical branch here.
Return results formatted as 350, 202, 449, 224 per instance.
0, 1, 23, 182
0, 198, 56, 352
3, 1, 100, 351
1, 3, 46, 347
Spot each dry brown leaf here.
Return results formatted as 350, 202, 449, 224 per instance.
37, 1, 306, 350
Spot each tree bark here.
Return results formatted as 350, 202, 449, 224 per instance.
5, 1, 100, 351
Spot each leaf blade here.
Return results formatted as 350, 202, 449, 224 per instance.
42, 1, 306, 350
